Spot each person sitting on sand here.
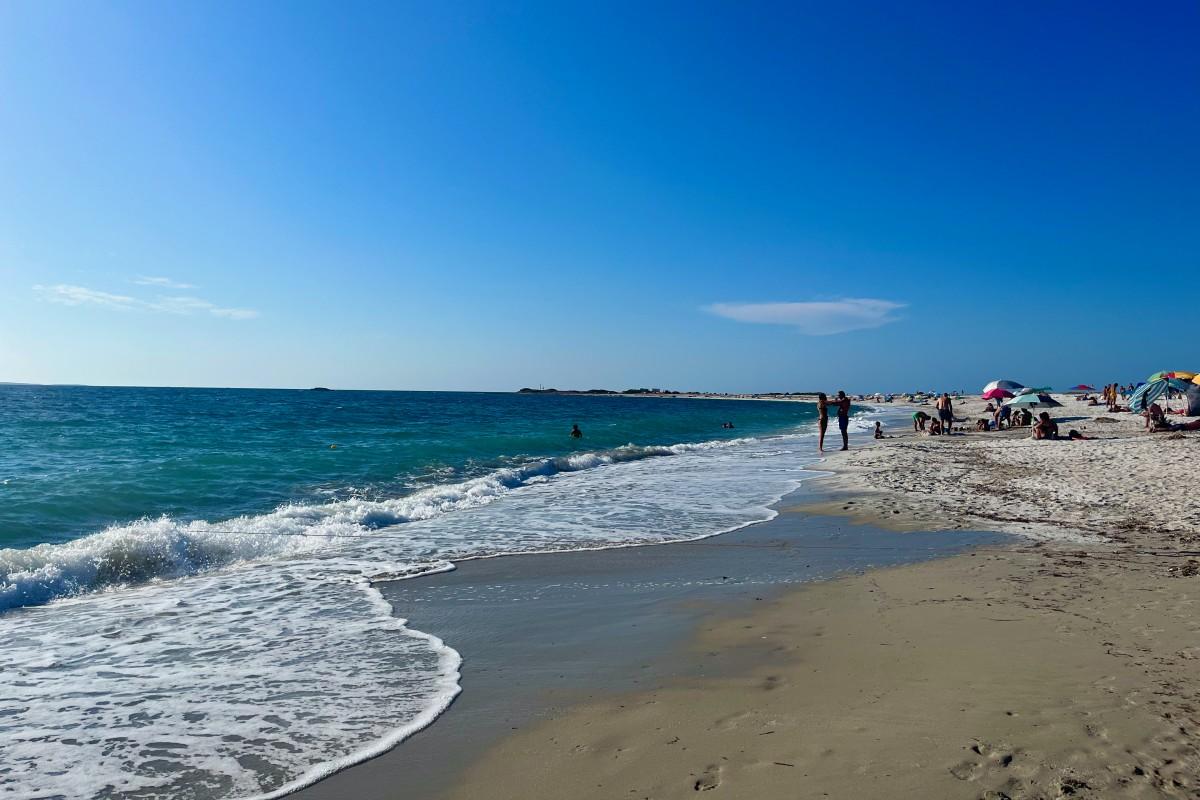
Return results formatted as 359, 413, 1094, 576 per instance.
928, 417, 943, 435
873, 421, 886, 439
983, 402, 996, 413
1032, 412, 1059, 440
912, 410, 930, 431
1144, 403, 1166, 431
975, 419, 990, 432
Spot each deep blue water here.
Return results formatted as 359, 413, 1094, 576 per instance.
0, 386, 817, 550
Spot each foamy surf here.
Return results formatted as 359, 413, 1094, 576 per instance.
0, 429, 826, 799
0, 437, 758, 612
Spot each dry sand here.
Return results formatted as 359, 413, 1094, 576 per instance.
440, 394, 1200, 800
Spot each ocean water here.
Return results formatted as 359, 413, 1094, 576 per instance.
0, 386, 863, 799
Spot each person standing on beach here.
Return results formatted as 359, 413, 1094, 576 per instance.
834, 390, 851, 450
816, 392, 829, 451
936, 392, 954, 433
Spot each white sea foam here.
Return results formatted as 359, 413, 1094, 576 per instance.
0, 438, 757, 612
0, 432, 827, 799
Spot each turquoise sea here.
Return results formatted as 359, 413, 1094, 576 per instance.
0, 386, 857, 800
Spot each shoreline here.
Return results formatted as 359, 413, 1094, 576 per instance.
289, 463, 1002, 800
432, 395, 1200, 799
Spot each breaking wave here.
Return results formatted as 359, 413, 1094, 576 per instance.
0, 437, 758, 611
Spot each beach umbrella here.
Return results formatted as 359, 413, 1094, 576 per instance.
981, 388, 1014, 400
1003, 393, 1062, 409
1127, 379, 1189, 412
1070, 384, 1095, 391
983, 379, 1024, 394
1130, 380, 1167, 412
1147, 370, 1196, 383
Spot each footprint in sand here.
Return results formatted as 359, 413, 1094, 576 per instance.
951, 741, 1017, 783
693, 764, 721, 791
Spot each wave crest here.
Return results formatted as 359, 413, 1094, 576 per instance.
0, 437, 756, 612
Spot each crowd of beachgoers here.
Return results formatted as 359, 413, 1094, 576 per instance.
852, 376, 1200, 444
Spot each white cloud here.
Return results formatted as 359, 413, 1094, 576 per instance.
208, 306, 259, 320
155, 296, 260, 319
34, 284, 142, 310
706, 298, 905, 335
134, 276, 198, 289
34, 284, 259, 321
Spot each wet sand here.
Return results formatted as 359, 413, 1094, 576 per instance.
290, 502, 1000, 800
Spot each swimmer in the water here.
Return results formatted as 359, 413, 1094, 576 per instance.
570, 424, 583, 438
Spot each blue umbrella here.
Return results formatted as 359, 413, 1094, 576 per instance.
1128, 378, 1192, 412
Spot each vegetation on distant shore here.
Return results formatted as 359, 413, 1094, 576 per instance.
517, 387, 683, 395
517, 388, 819, 397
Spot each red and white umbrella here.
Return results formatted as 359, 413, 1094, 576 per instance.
982, 379, 1024, 395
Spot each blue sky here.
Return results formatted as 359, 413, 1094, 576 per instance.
2, 2, 1197, 392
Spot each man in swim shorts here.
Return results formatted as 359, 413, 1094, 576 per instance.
834, 390, 851, 450
936, 392, 954, 432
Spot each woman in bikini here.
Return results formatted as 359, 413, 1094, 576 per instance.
817, 392, 829, 452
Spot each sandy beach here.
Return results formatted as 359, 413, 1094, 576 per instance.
437, 395, 1200, 799
290, 495, 1000, 800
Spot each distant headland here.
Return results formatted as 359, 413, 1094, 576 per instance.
518, 387, 680, 396
516, 387, 822, 400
